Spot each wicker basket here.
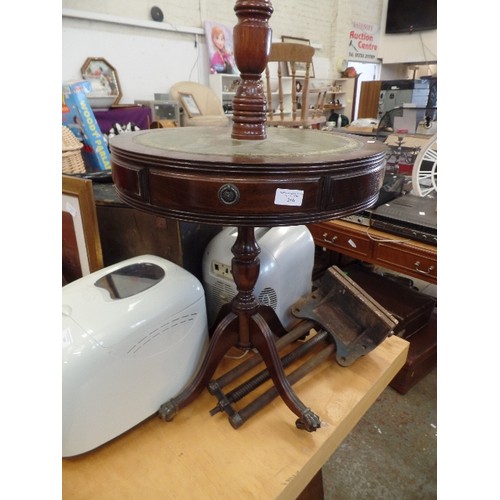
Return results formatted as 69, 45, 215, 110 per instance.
62, 126, 86, 174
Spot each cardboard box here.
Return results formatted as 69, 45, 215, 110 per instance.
344, 125, 376, 134
62, 81, 111, 172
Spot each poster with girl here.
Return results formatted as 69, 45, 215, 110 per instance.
204, 21, 237, 74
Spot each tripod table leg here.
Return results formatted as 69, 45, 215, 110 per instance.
159, 312, 239, 421
250, 313, 321, 432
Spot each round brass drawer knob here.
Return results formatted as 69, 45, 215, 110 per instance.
218, 184, 240, 205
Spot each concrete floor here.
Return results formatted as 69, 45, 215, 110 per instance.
321, 367, 437, 499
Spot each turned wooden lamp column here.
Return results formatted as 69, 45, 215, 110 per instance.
229, 0, 273, 348
231, 0, 272, 141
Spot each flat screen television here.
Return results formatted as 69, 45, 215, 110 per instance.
385, 0, 437, 34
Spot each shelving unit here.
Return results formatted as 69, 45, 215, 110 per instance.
209, 73, 295, 117
323, 78, 347, 115
322, 78, 356, 122
209, 73, 242, 114
209, 74, 357, 122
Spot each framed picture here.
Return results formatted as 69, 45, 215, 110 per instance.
281, 36, 311, 45
81, 57, 122, 105
179, 93, 202, 117
62, 175, 104, 284
280, 36, 315, 78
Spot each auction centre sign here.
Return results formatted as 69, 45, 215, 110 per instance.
348, 20, 379, 61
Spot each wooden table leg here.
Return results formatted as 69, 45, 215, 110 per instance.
249, 312, 320, 431
160, 226, 320, 431
159, 312, 240, 421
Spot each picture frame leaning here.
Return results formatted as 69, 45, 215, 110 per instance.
280, 36, 315, 78
62, 175, 104, 285
81, 57, 122, 105
179, 93, 202, 117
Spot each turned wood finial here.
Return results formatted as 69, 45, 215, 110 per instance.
231, 0, 274, 140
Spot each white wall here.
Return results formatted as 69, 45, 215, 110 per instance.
378, 0, 437, 65
62, 0, 339, 103
62, 0, 437, 104
62, 18, 209, 103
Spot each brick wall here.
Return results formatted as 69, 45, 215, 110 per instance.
62, 0, 349, 73
62, 0, 434, 102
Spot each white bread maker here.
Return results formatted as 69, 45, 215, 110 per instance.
62, 255, 208, 457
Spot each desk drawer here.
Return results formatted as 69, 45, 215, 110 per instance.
309, 223, 371, 258
375, 243, 437, 282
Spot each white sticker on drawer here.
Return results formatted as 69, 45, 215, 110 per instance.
274, 188, 304, 206
348, 238, 357, 248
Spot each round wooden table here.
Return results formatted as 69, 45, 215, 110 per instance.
110, 126, 386, 226
110, 126, 387, 431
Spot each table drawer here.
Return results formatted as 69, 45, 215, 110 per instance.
375, 243, 437, 282
309, 223, 371, 258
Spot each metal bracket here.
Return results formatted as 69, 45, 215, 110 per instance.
292, 265, 398, 366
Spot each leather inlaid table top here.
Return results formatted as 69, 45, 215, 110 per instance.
110, 127, 387, 226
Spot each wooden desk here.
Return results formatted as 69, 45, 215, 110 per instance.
308, 219, 437, 285
62, 335, 408, 500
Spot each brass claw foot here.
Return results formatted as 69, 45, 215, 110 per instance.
295, 408, 320, 432
159, 400, 178, 422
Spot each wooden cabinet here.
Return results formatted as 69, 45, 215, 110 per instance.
93, 183, 221, 282
308, 219, 437, 284
374, 242, 436, 282
309, 220, 371, 259
357, 80, 382, 119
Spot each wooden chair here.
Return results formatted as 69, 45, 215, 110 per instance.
264, 43, 328, 129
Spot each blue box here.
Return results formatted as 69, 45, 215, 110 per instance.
62, 81, 111, 171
